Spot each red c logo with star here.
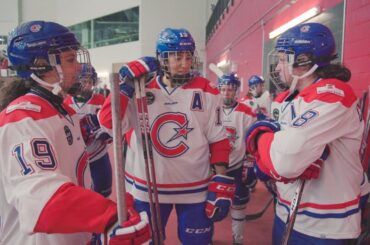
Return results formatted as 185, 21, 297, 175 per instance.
150, 112, 193, 158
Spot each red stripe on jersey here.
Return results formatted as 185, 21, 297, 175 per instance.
235, 102, 256, 118
125, 172, 211, 188
34, 182, 117, 233
183, 77, 219, 95
0, 95, 65, 127
299, 79, 357, 108
278, 193, 360, 210
76, 151, 89, 187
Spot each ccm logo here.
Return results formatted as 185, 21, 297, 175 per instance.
185, 227, 212, 234
216, 185, 235, 192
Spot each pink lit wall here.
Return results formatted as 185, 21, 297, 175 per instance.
206, 0, 370, 97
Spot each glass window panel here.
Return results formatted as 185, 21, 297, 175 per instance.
93, 6, 139, 48
69, 21, 92, 49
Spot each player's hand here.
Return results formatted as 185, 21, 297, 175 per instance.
245, 119, 280, 157
100, 194, 151, 245
299, 145, 330, 180
80, 114, 100, 145
205, 174, 235, 222
118, 56, 159, 98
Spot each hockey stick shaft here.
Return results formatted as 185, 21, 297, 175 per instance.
245, 196, 274, 221
281, 179, 306, 245
111, 74, 127, 224
134, 77, 164, 245
208, 63, 224, 79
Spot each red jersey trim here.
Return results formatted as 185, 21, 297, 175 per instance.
278, 193, 360, 210
210, 138, 231, 164
235, 102, 256, 117
299, 79, 357, 108
89, 94, 106, 105
99, 93, 129, 130
182, 77, 219, 95
0, 95, 61, 127
257, 132, 281, 178
34, 182, 117, 233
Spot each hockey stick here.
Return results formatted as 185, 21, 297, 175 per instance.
281, 179, 306, 245
110, 73, 127, 223
134, 76, 164, 245
245, 196, 273, 221
208, 63, 224, 79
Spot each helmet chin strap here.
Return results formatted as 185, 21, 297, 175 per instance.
30, 65, 64, 95
289, 64, 318, 93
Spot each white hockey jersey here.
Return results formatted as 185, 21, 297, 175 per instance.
258, 78, 370, 239
100, 76, 229, 203
222, 102, 256, 171
64, 93, 108, 161
240, 90, 271, 118
64, 93, 105, 119
0, 91, 116, 245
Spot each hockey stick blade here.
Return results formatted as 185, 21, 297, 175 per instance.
245, 196, 274, 221
208, 63, 224, 79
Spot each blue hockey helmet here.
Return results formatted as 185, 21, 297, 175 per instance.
218, 73, 241, 89
248, 75, 264, 87
275, 22, 337, 68
7, 20, 87, 78
156, 28, 195, 57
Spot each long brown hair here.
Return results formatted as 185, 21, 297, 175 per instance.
315, 63, 351, 82
0, 79, 35, 111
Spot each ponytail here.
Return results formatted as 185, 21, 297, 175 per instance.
0, 79, 35, 111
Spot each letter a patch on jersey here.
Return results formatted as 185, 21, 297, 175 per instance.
191, 92, 204, 111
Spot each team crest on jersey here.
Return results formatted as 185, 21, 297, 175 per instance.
146, 92, 155, 105
64, 125, 73, 145
225, 127, 238, 151
150, 112, 193, 158
272, 109, 280, 121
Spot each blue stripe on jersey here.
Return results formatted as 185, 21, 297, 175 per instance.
298, 207, 360, 219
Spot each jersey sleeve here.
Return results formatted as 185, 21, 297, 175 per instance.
98, 91, 134, 136
257, 82, 360, 179
205, 93, 230, 164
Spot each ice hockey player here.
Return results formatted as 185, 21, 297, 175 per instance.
246, 22, 370, 244
0, 20, 150, 244
99, 27, 234, 245
240, 75, 271, 120
64, 64, 112, 197
217, 73, 256, 245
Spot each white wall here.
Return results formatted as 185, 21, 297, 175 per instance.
0, 0, 18, 35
